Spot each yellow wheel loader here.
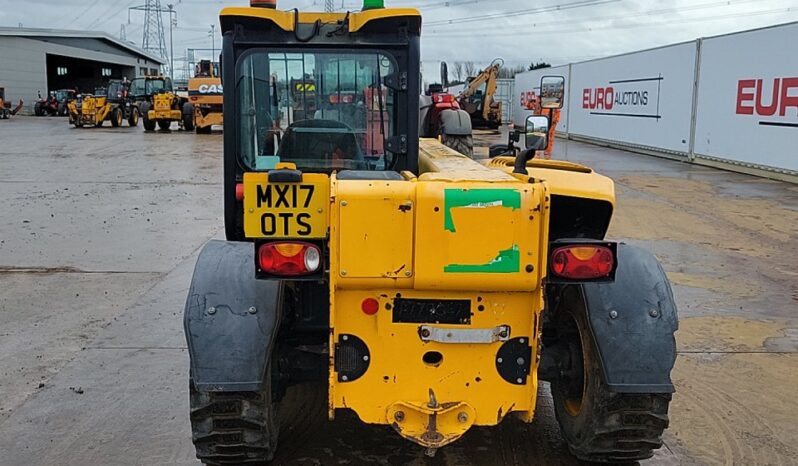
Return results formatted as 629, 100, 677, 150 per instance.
131, 76, 194, 132
184, 2, 678, 464
188, 60, 224, 134
67, 80, 140, 128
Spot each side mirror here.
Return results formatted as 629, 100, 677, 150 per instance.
525, 115, 549, 151
540, 76, 565, 109
513, 115, 549, 175
440, 62, 449, 89
514, 115, 550, 175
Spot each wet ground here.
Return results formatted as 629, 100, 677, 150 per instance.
0, 118, 796, 465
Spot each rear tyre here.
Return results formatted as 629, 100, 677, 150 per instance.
128, 107, 140, 127
442, 133, 474, 158
182, 103, 195, 131
34, 103, 44, 116
189, 369, 279, 465
141, 103, 156, 131
551, 287, 671, 463
157, 120, 171, 131
110, 107, 122, 127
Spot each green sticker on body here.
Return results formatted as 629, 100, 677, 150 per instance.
444, 245, 520, 274
443, 188, 522, 273
444, 188, 521, 232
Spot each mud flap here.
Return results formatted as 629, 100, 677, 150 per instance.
580, 244, 678, 394
184, 240, 283, 392
440, 109, 472, 136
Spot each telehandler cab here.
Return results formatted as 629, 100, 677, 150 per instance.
131, 76, 195, 131
184, 2, 678, 464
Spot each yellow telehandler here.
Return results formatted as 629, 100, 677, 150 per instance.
67, 80, 140, 128
183, 2, 678, 464
131, 76, 194, 131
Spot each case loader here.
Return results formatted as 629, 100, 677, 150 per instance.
188, 60, 224, 133
184, 2, 678, 464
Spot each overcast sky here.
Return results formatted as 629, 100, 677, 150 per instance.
2, 0, 796, 75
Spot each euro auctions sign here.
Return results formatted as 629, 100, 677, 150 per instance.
735, 78, 798, 127
582, 75, 662, 119
694, 22, 798, 172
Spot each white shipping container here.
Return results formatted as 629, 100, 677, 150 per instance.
513, 65, 570, 132
693, 22, 798, 173
567, 43, 697, 155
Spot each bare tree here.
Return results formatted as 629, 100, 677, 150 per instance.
452, 61, 464, 82
529, 61, 552, 71
498, 65, 527, 79
463, 61, 476, 79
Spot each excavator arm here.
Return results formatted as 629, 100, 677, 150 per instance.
456, 59, 503, 125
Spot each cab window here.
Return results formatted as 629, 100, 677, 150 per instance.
237, 50, 397, 172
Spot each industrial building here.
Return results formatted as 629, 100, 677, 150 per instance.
0, 27, 165, 114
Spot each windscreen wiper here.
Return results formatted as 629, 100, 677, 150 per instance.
375, 55, 387, 168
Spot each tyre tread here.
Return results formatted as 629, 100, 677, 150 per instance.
551, 287, 672, 463
190, 384, 277, 465
442, 134, 474, 158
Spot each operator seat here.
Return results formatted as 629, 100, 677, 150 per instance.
277, 119, 364, 165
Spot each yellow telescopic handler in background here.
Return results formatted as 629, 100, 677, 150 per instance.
183, 1, 678, 464
131, 76, 195, 131
67, 80, 140, 128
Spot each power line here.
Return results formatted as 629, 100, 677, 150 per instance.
64, 0, 104, 28
427, 4, 796, 38
425, 0, 620, 26
426, 0, 777, 34
86, 0, 139, 30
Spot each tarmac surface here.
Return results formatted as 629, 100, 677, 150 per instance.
0, 117, 796, 465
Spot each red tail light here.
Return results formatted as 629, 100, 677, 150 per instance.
551, 245, 614, 280
258, 242, 321, 276
434, 94, 456, 104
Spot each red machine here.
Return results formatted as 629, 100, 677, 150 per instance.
419, 83, 473, 156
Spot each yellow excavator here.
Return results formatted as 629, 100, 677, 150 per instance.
456, 58, 503, 129
188, 60, 223, 133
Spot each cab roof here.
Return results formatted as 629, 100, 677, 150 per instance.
219, 7, 421, 35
